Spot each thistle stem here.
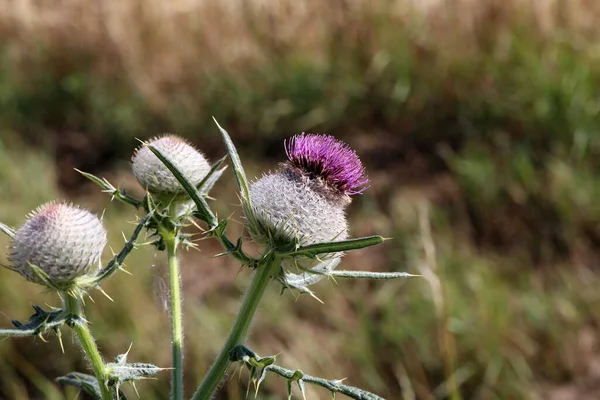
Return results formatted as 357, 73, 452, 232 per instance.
166, 234, 184, 400
63, 292, 112, 400
191, 254, 280, 400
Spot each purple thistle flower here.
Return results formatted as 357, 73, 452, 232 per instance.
285, 133, 369, 195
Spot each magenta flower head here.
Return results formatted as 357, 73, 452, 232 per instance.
248, 134, 368, 267
285, 133, 369, 196
8, 203, 107, 288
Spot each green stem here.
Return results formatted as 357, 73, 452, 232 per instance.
63, 293, 113, 400
191, 254, 280, 400
166, 234, 184, 400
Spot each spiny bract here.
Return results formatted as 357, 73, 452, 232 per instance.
8, 203, 107, 285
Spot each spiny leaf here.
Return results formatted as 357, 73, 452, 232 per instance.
106, 362, 165, 381
280, 258, 341, 290
76, 169, 140, 208
329, 270, 420, 279
212, 117, 258, 227
95, 213, 151, 283
56, 372, 103, 400
231, 345, 385, 400
29, 263, 63, 291
280, 236, 384, 258
1, 305, 66, 337
197, 154, 228, 196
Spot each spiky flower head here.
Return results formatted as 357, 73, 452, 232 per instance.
132, 135, 211, 197
248, 134, 368, 281
285, 133, 369, 196
8, 203, 107, 287
249, 167, 349, 248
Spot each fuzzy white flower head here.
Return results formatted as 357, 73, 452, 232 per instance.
132, 135, 211, 196
249, 167, 349, 248
8, 203, 107, 286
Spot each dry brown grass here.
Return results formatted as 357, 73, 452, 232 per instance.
1, 0, 599, 112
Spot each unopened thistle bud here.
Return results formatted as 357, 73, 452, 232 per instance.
8, 203, 107, 287
248, 133, 368, 264
132, 135, 211, 199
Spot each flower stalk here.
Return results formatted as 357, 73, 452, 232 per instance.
63, 292, 112, 400
192, 253, 281, 400
164, 231, 184, 400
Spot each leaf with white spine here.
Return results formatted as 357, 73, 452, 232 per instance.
107, 362, 165, 382
212, 117, 258, 228
197, 154, 228, 196
76, 170, 141, 208
279, 236, 384, 258
280, 258, 341, 290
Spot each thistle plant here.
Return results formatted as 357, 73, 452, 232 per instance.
0, 203, 156, 400
0, 121, 416, 400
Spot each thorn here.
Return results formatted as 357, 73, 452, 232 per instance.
57, 330, 65, 354
98, 287, 114, 302
126, 342, 134, 356
307, 291, 324, 304
236, 362, 245, 381
132, 381, 140, 398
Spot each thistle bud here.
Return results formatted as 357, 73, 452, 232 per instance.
8, 203, 107, 287
248, 134, 368, 271
132, 135, 211, 198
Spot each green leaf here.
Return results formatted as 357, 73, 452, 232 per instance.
57, 372, 127, 400
212, 117, 258, 225
95, 213, 151, 283
231, 345, 385, 400
1, 305, 67, 337
279, 236, 384, 258
146, 144, 217, 228
29, 263, 63, 291
76, 169, 141, 208
56, 372, 103, 400
197, 155, 227, 196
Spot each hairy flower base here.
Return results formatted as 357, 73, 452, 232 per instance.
249, 167, 348, 248
9, 203, 107, 286
132, 135, 211, 196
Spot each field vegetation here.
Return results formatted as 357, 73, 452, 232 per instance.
1, 0, 600, 399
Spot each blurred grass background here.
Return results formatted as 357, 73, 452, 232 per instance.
1, 0, 600, 399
